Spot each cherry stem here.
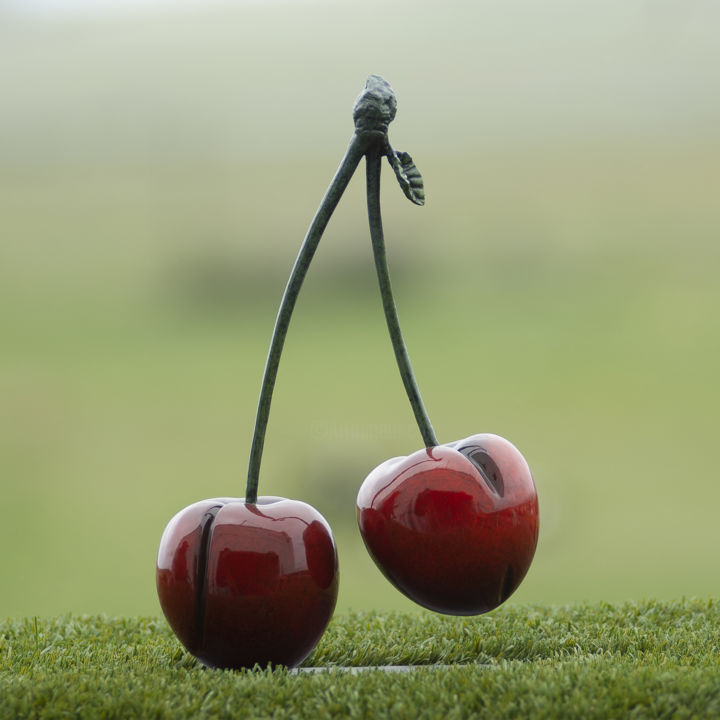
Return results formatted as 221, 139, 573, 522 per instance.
246, 76, 438, 501
245, 133, 368, 503
366, 147, 439, 449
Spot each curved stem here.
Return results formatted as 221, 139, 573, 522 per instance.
366, 147, 439, 448
245, 133, 368, 503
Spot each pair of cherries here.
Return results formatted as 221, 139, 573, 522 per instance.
156, 77, 539, 670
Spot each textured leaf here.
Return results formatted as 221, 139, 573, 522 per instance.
386, 146, 425, 206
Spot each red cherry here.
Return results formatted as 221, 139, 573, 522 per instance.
156, 496, 338, 669
357, 433, 538, 615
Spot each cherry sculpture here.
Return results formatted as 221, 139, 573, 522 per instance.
156, 497, 337, 669
357, 434, 538, 614
350, 77, 539, 615
157, 76, 539, 671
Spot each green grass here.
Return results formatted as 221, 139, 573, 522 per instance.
2, 600, 719, 719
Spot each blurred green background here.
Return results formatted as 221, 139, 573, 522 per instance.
1, 0, 719, 619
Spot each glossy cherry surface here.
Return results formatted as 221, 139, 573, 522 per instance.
357, 433, 538, 615
157, 496, 338, 669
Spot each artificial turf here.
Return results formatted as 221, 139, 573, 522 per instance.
1, 600, 718, 719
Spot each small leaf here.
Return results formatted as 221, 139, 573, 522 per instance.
386, 146, 425, 206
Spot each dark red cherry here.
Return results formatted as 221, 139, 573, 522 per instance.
157, 496, 338, 669
357, 433, 538, 615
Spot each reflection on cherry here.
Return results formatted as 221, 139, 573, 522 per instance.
156, 497, 338, 669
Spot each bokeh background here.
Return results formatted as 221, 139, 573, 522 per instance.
1, 0, 719, 619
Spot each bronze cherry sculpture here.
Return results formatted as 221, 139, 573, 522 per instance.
351, 76, 539, 616
157, 76, 539, 671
